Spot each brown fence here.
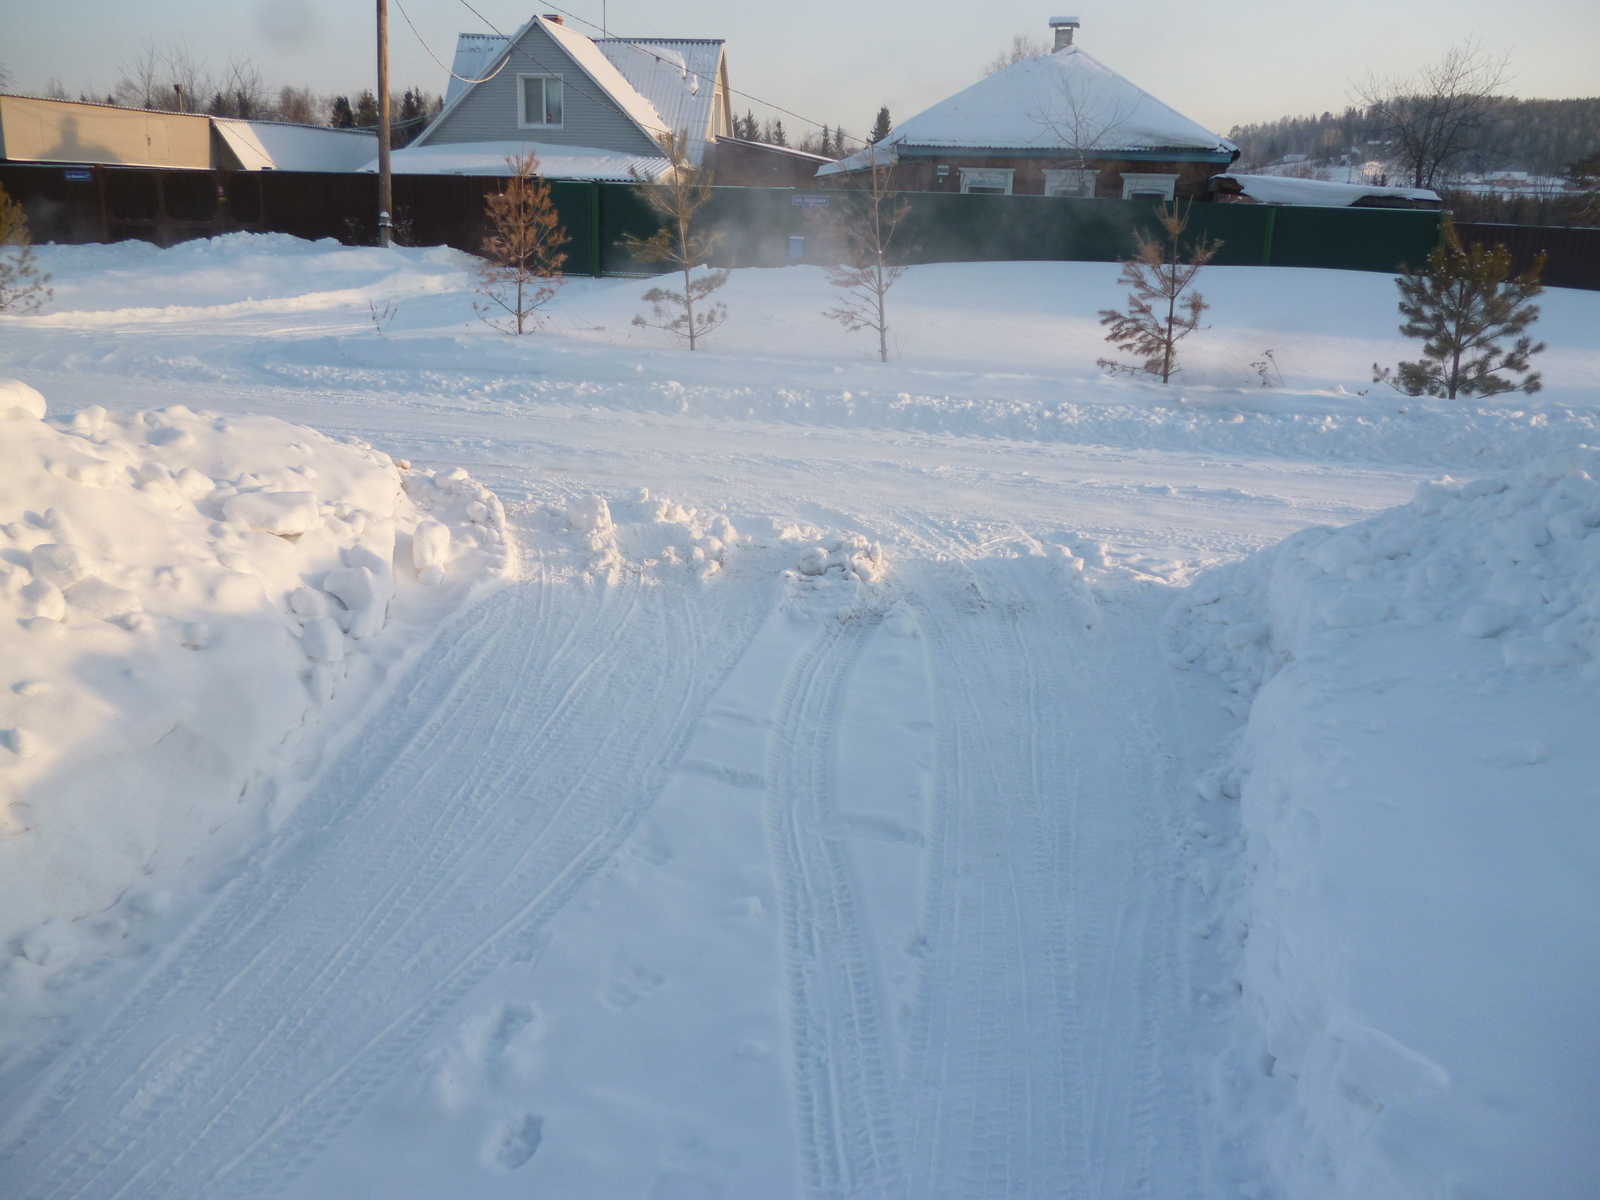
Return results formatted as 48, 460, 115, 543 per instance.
1454, 221, 1600, 291
4, 160, 1599, 290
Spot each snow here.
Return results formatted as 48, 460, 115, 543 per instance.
1169, 449, 1600, 1198
594, 39, 724, 166
0, 233, 1596, 1199
369, 139, 670, 182
213, 118, 379, 173
823, 43, 1234, 177
1216, 173, 1442, 208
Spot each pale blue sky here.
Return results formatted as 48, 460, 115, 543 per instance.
3, 0, 1595, 139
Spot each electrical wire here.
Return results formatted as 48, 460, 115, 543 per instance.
451, 0, 867, 149
394, 0, 513, 86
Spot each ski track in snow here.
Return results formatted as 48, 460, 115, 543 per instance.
903, 562, 1198, 1199
766, 613, 906, 1199
0, 546, 773, 1199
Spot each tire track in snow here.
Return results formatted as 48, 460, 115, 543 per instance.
766, 614, 907, 1200
0, 561, 773, 1200
902, 559, 1199, 1199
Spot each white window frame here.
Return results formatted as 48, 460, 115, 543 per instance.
1044, 168, 1098, 198
517, 74, 565, 130
959, 167, 1014, 195
1120, 172, 1180, 201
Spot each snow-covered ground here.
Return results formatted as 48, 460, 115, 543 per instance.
0, 236, 1596, 1199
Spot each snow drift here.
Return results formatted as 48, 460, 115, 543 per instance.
1171, 449, 1600, 1198
0, 382, 508, 1014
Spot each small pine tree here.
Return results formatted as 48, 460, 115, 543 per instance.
823, 151, 910, 363
330, 95, 355, 128
1373, 218, 1545, 399
768, 119, 787, 147
474, 151, 569, 335
0, 184, 52, 315
354, 89, 379, 128
1097, 203, 1220, 384
868, 106, 892, 145
621, 131, 729, 351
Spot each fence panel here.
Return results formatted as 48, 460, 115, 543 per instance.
1454, 221, 1600, 291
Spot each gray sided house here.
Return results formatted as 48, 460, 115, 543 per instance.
819, 18, 1238, 200
402, 15, 732, 181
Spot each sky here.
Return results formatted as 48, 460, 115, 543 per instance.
2, 0, 1596, 139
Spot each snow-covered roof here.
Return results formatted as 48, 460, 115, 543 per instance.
363, 139, 669, 182
1216, 174, 1441, 208
443, 34, 511, 109
213, 119, 378, 173
595, 38, 725, 163
419, 18, 668, 152
820, 43, 1233, 177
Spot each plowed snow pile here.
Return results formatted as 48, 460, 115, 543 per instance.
1171, 448, 1600, 1198
0, 379, 508, 1011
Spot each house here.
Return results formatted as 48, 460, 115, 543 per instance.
0, 94, 376, 173
817, 17, 1238, 200
396, 15, 731, 181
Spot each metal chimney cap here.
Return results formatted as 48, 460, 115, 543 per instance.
1049, 16, 1081, 26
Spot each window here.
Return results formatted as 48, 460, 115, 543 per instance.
1044, 168, 1098, 198
518, 75, 564, 128
959, 168, 1013, 195
1120, 172, 1179, 201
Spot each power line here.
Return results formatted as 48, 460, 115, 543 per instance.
451, 0, 866, 149
394, 0, 512, 86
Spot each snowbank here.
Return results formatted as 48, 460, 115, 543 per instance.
1170, 449, 1600, 1198
0, 382, 508, 1006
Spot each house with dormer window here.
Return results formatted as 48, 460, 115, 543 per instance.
384, 14, 733, 182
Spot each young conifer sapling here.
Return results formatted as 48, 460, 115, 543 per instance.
0, 184, 52, 315
1097, 202, 1219, 384
475, 151, 569, 335
622, 131, 729, 350
1373, 218, 1545, 399
822, 150, 911, 363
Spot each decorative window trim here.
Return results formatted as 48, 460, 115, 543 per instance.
959, 167, 1014, 195
1044, 168, 1098, 198
1120, 172, 1180, 201
517, 74, 565, 130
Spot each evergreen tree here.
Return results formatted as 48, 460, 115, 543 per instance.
330, 95, 355, 128
0, 183, 52, 315
1373, 218, 1545, 399
355, 89, 379, 128
769, 119, 787, 147
475, 150, 570, 335
1097, 204, 1221, 384
868, 106, 891, 144
621, 132, 729, 350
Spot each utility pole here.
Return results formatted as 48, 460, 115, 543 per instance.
376, 0, 392, 247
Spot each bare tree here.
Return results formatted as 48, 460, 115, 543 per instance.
277, 86, 317, 125
475, 151, 570, 334
985, 33, 1049, 76
822, 149, 911, 362
1352, 40, 1511, 190
211, 57, 270, 118
1028, 65, 1139, 196
0, 183, 53, 315
622, 131, 729, 350
1098, 203, 1220, 384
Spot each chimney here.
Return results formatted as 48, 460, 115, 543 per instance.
542, 13, 563, 24
1049, 16, 1080, 50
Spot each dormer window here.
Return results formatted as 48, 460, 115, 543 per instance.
518, 75, 564, 128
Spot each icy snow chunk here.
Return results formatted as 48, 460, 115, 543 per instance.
1460, 603, 1515, 639
29, 543, 92, 588
0, 379, 47, 421
69, 405, 106, 434
172, 467, 214, 499
412, 520, 452, 571
300, 616, 345, 663
65, 577, 142, 621
1309, 532, 1368, 575
1322, 594, 1389, 629
289, 586, 329, 619
324, 565, 379, 611
566, 494, 613, 534
222, 490, 321, 537
20, 578, 66, 621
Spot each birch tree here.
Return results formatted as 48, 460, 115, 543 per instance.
622, 131, 729, 351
